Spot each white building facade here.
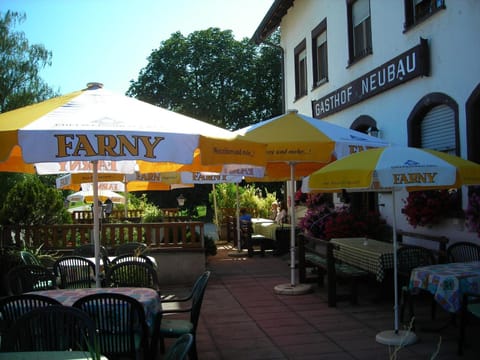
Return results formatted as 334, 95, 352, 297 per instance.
253, 0, 480, 244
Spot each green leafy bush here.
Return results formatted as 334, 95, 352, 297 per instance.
0, 175, 71, 226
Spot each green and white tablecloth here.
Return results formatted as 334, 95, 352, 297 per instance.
330, 237, 396, 282
251, 218, 292, 240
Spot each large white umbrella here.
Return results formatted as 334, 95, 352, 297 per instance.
307, 146, 480, 346
0, 82, 266, 287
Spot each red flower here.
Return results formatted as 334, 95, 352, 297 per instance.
401, 190, 455, 228
466, 187, 480, 237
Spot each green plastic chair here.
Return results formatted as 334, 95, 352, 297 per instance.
164, 334, 193, 360
154, 271, 211, 360
459, 292, 480, 355
73, 293, 149, 360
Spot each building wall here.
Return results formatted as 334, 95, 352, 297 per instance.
273, 0, 480, 244
280, 0, 480, 147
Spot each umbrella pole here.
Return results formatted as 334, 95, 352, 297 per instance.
273, 163, 311, 295
212, 184, 220, 239
375, 190, 417, 345
392, 191, 399, 332
124, 177, 128, 219
236, 182, 241, 251
289, 163, 297, 286
92, 161, 101, 288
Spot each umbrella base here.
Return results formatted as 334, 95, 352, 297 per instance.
375, 330, 417, 346
274, 283, 312, 295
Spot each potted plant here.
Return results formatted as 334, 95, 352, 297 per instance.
401, 189, 458, 228
323, 206, 386, 240
465, 186, 480, 236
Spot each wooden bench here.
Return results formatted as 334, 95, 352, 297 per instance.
298, 233, 368, 307
397, 230, 449, 263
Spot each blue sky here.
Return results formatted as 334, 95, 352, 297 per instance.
2, 0, 273, 95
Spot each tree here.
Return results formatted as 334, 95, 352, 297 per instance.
0, 11, 57, 205
0, 175, 71, 226
127, 27, 282, 130
0, 11, 56, 113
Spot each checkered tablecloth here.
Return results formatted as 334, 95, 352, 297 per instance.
251, 219, 292, 241
409, 261, 480, 313
330, 237, 395, 282
31, 287, 161, 327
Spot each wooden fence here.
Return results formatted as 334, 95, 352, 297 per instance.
71, 209, 145, 223
0, 221, 204, 251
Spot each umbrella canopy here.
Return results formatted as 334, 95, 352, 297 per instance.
66, 189, 125, 204
0, 83, 265, 167
307, 147, 480, 191
306, 146, 480, 345
235, 110, 389, 181
58, 172, 194, 192
235, 110, 390, 288
123, 172, 193, 192
0, 82, 266, 287
56, 172, 126, 191
138, 148, 265, 178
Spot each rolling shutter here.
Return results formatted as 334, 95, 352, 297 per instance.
421, 105, 456, 154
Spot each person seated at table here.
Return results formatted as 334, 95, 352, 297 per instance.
239, 207, 252, 222
275, 202, 288, 225
270, 201, 279, 220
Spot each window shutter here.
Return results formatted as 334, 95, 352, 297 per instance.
421, 105, 456, 154
353, 0, 370, 26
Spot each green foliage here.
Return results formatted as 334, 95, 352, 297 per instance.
0, 11, 56, 113
209, 183, 280, 225
127, 27, 282, 130
0, 175, 72, 226
141, 203, 164, 223
0, 173, 27, 206
210, 183, 239, 211
0, 11, 57, 211
21, 243, 60, 268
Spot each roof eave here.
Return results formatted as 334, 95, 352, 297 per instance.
251, 0, 294, 44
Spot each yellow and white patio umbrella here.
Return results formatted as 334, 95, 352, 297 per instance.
236, 110, 389, 182
235, 110, 390, 289
66, 189, 125, 204
307, 147, 480, 191
0, 82, 266, 287
306, 146, 480, 346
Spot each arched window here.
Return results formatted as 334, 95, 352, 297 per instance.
407, 93, 459, 154
407, 93, 461, 214
466, 83, 480, 163
351, 115, 378, 213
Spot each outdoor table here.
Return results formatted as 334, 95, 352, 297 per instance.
30, 287, 162, 327
409, 261, 480, 313
0, 352, 109, 360
251, 218, 292, 241
330, 237, 396, 282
